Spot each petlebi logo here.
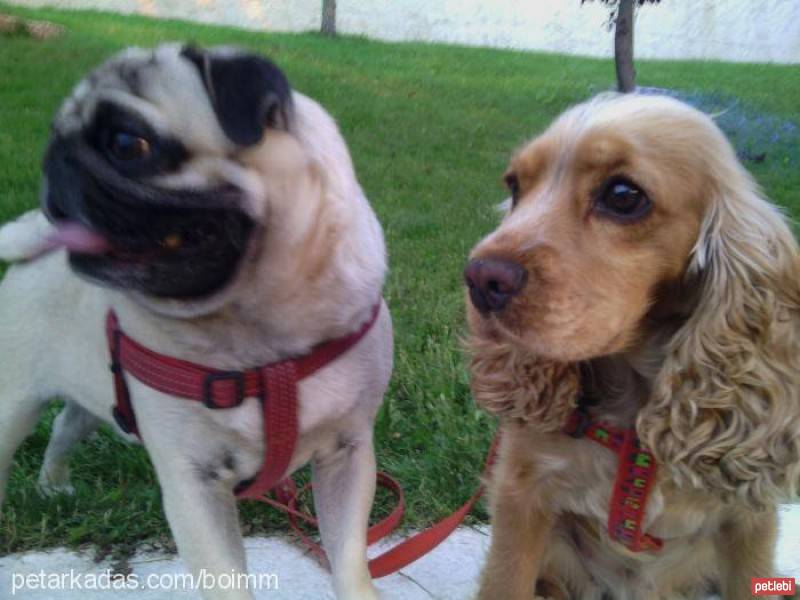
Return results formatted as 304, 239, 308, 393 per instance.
751, 578, 796, 596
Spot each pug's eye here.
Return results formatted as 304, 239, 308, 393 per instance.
504, 173, 521, 207
107, 132, 151, 162
594, 176, 651, 222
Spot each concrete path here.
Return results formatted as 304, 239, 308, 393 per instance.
1, 506, 798, 599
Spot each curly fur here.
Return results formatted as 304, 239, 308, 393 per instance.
637, 136, 800, 509
467, 334, 579, 430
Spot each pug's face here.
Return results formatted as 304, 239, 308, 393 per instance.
42, 44, 292, 303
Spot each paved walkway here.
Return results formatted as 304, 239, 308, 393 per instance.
2, 507, 798, 599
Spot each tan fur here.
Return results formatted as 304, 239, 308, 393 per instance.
238, 131, 342, 296
469, 93, 799, 600
467, 328, 580, 431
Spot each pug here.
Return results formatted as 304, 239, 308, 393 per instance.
0, 44, 392, 600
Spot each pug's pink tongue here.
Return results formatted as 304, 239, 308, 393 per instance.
45, 222, 111, 254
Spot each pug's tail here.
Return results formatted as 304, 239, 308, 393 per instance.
0, 210, 54, 263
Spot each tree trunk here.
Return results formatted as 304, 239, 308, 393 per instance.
614, 0, 636, 93
321, 0, 337, 36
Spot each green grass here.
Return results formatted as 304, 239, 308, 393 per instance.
1, 4, 799, 559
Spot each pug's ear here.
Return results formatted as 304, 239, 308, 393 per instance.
181, 45, 292, 146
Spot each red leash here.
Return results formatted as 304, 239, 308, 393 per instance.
258, 411, 661, 566
249, 438, 499, 578
249, 412, 660, 567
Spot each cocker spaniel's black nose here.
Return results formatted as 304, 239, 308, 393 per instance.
464, 258, 527, 313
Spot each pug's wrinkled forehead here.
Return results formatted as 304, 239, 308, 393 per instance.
55, 43, 293, 154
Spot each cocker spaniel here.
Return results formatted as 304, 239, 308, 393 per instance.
465, 93, 800, 600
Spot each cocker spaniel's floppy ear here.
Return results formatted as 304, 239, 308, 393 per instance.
637, 149, 800, 509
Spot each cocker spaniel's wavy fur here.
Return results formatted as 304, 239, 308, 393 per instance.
467, 93, 800, 600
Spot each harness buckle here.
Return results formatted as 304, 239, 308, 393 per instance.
203, 371, 245, 409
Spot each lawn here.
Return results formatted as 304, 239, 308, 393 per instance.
1, 3, 798, 560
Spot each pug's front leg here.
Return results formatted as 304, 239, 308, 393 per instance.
136, 401, 253, 600
154, 453, 253, 600
313, 432, 379, 600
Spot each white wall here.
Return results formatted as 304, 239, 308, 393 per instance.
9, 0, 800, 64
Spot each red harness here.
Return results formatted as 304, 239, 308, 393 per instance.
564, 407, 663, 552
106, 303, 382, 499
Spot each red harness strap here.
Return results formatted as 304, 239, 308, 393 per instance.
564, 409, 663, 552
106, 302, 381, 499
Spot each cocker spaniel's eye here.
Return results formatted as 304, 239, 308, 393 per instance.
595, 176, 651, 222
107, 131, 152, 162
504, 173, 521, 207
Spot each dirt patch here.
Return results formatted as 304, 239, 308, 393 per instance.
0, 13, 65, 40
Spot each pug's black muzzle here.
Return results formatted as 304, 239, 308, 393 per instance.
43, 136, 255, 299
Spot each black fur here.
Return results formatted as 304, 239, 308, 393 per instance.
85, 101, 189, 178
42, 129, 254, 299
181, 45, 292, 146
